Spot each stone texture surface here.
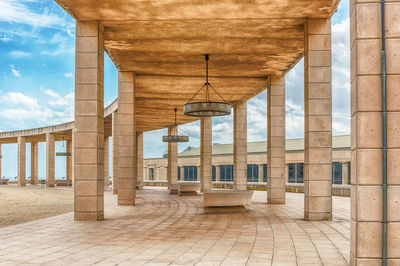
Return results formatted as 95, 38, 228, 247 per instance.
167, 126, 178, 194
74, 21, 104, 221
46, 133, 55, 188
117, 71, 136, 205
304, 18, 332, 221
136, 132, 144, 189
267, 76, 286, 204
30, 142, 39, 185
0, 188, 350, 265
233, 101, 247, 191
112, 111, 118, 194
17, 136, 26, 187
350, 0, 400, 263
200, 117, 212, 192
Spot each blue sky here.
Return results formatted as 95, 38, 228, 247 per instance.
0, 0, 350, 178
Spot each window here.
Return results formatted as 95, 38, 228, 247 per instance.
263, 164, 267, 182
149, 168, 154, 180
332, 162, 342, 184
184, 166, 198, 181
348, 162, 351, 184
288, 163, 304, 183
220, 165, 234, 182
178, 166, 181, 181
247, 164, 259, 182
212, 165, 216, 182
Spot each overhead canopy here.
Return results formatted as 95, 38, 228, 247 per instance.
56, 0, 339, 132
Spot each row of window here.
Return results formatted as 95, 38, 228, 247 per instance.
287, 162, 350, 184
166, 162, 350, 183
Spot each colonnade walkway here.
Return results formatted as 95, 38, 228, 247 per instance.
0, 188, 350, 265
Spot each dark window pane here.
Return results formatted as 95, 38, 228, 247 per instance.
296, 163, 304, 183
332, 162, 342, 184
348, 162, 351, 184
212, 165, 216, 182
288, 164, 296, 183
177, 167, 181, 181
194, 166, 198, 181
263, 164, 267, 182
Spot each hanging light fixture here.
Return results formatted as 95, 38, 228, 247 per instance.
56, 137, 71, 156
162, 108, 189, 143
183, 54, 231, 117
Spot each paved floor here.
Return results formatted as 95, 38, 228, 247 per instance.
0, 187, 350, 265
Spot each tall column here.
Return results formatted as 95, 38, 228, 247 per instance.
104, 137, 109, 189
66, 140, 72, 185
167, 126, 178, 193
31, 142, 38, 185
267, 76, 286, 204
112, 111, 118, 194
17, 136, 26, 187
117, 71, 136, 205
304, 19, 332, 221
258, 165, 263, 183
233, 101, 247, 190
350, 0, 400, 263
200, 117, 212, 191
136, 132, 143, 189
74, 21, 104, 221
46, 133, 55, 188
342, 162, 349, 185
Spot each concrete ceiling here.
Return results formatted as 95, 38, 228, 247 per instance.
55, 0, 340, 132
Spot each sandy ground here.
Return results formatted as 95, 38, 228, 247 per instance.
0, 185, 73, 228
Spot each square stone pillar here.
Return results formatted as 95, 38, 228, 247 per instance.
350, 0, 400, 263
30, 142, 38, 185
66, 140, 72, 185
17, 136, 26, 187
200, 117, 213, 192
233, 101, 247, 190
258, 165, 263, 183
136, 132, 143, 189
112, 111, 118, 194
180, 166, 185, 181
267, 76, 286, 204
104, 137, 109, 189
74, 21, 104, 221
304, 18, 332, 221
46, 133, 55, 188
167, 126, 178, 193
117, 71, 136, 205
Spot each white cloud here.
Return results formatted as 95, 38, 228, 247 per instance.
42, 88, 74, 106
0, 0, 72, 30
9, 50, 30, 57
0, 92, 39, 109
64, 72, 73, 78
9, 64, 21, 77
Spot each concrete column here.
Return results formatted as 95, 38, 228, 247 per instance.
304, 18, 332, 221
74, 21, 104, 221
66, 140, 72, 185
167, 126, 178, 193
200, 117, 212, 192
46, 133, 55, 188
215, 165, 220, 182
350, 1, 400, 263
17, 136, 26, 187
267, 76, 286, 204
136, 132, 143, 189
117, 71, 136, 205
180, 166, 185, 181
342, 162, 349, 185
104, 137, 109, 189
258, 164, 263, 183
112, 111, 118, 194
30, 142, 38, 185
233, 101, 247, 190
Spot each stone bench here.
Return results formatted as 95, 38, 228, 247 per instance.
203, 190, 253, 207
178, 182, 201, 195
